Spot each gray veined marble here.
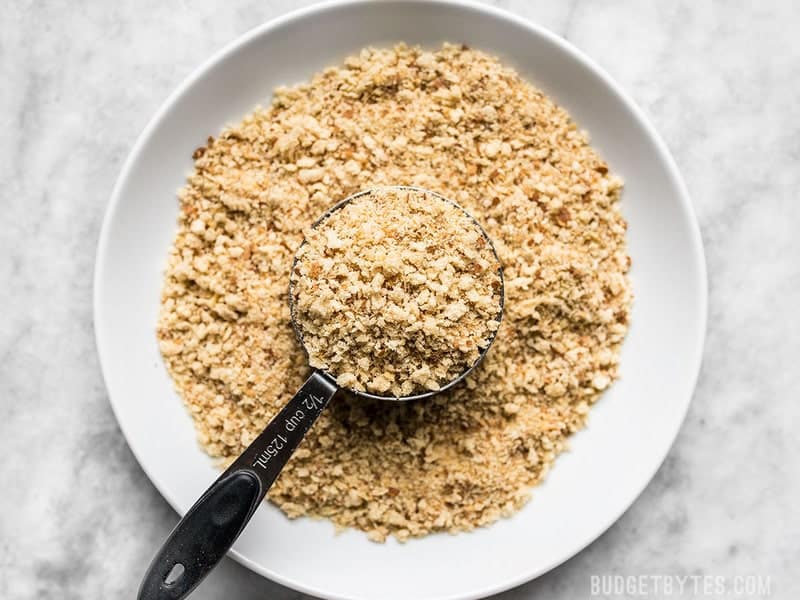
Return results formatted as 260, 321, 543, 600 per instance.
1, 1, 798, 599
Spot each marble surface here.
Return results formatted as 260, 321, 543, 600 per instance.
1, 1, 798, 598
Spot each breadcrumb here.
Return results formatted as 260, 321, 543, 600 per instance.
157, 43, 631, 543
291, 187, 502, 397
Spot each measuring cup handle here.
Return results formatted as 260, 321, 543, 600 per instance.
137, 470, 260, 600
138, 371, 338, 600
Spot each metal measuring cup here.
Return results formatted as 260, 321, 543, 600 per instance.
139, 186, 505, 600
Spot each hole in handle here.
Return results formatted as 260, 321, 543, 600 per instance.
164, 562, 185, 587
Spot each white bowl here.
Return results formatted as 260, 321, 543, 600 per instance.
94, 1, 707, 598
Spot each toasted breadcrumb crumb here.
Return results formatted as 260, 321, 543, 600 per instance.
291, 187, 502, 397
157, 43, 631, 543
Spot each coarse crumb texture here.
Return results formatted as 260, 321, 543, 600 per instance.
291, 187, 502, 397
157, 43, 631, 542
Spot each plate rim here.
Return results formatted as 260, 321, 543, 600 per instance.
93, 1, 708, 598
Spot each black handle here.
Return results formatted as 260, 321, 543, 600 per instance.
138, 371, 338, 600
137, 471, 261, 600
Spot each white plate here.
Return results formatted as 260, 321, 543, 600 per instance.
94, 1, 707, 598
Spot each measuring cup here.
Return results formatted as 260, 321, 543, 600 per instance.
138, 186, 504, 600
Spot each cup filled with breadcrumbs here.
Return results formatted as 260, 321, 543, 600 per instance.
153, 42, 631, 559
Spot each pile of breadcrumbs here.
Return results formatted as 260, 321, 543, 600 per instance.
291, 186, 502, 397
158, 43, 631, 542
